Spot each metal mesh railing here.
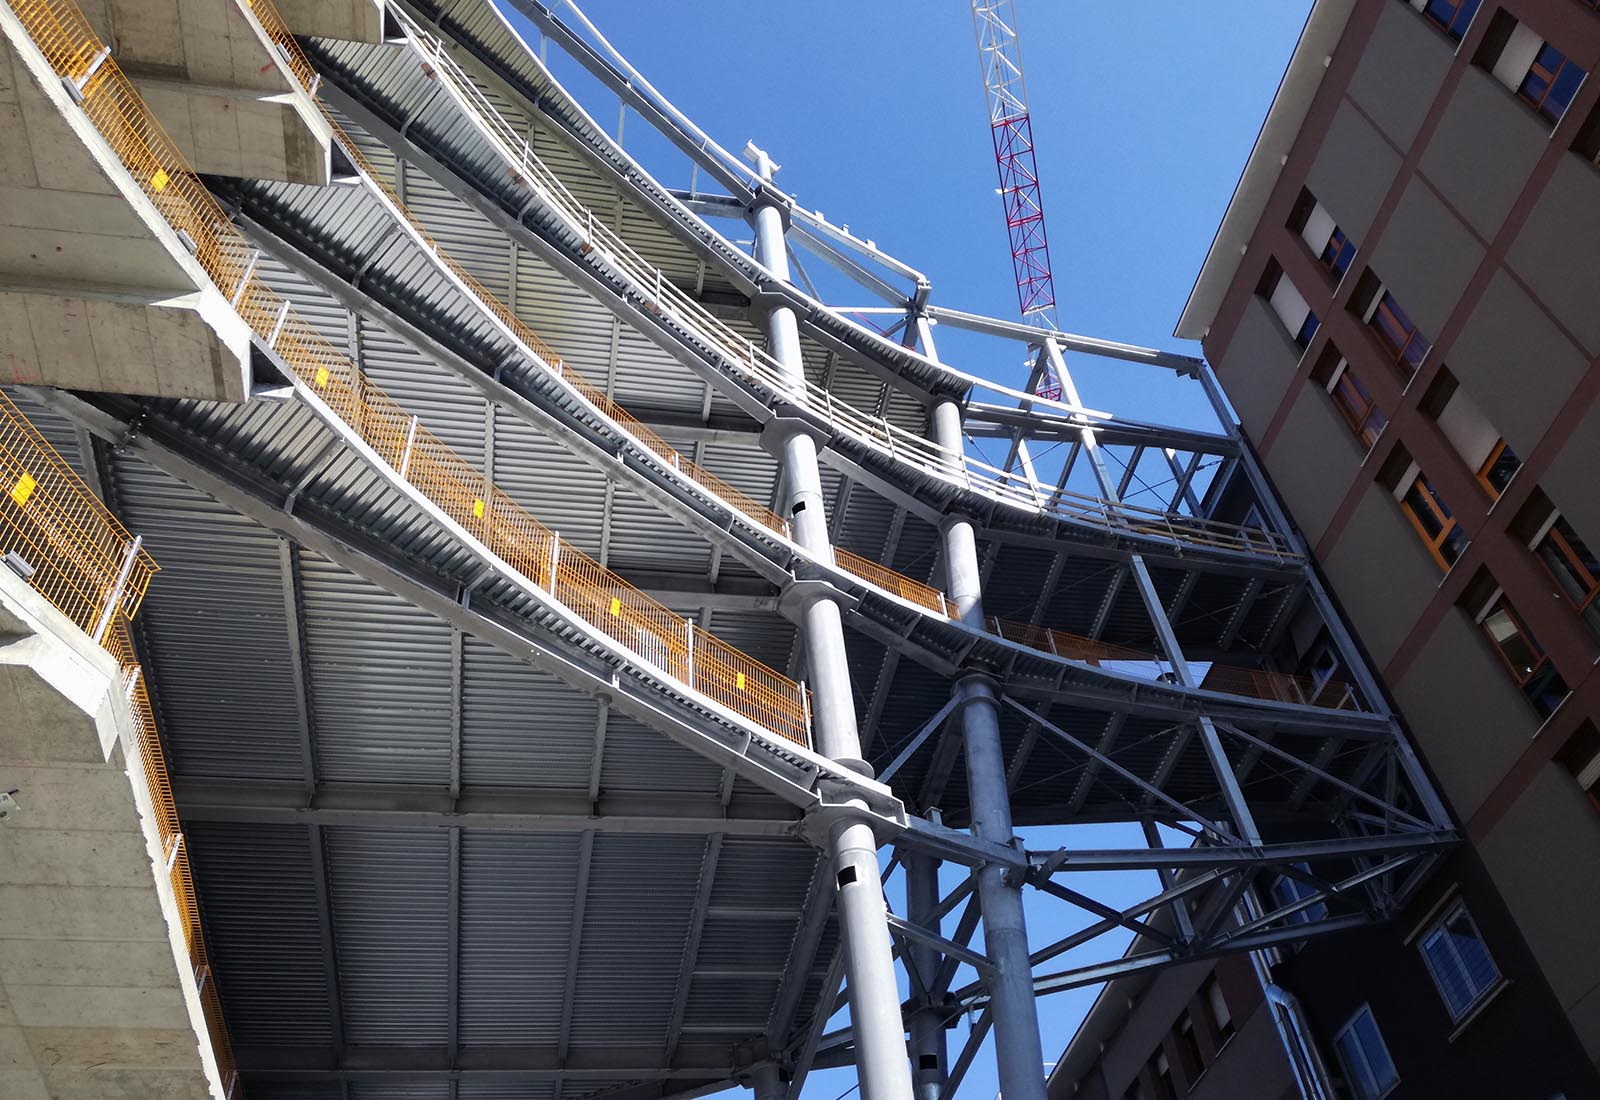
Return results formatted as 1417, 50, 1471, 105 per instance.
6, 0, 810, 745
102, 621, 240, 1098
0, 390, 157, 637
383, 7, 1298, 561
0, 390, 236, 1094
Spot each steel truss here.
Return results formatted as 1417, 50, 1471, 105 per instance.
16, 1, 1461, 1098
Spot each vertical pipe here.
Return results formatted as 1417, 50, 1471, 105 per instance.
921, 319, 1047, 1100
906, 851, 947, 1100
749, 147, 913, 1100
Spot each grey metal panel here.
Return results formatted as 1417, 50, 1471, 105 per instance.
351, 1085, 452, 1100
459, 831, 582, 1044
1214, 297, 1300, 441
1508, 154, 1600, 356
1370, 177, 1483, 342
1305, 101, 1400, 246
1392, 609, 1537, 818
704, 609, 796, 673
569, 833, 707, 1047
1261, 384, 1366, 547
1450, 269, 1588, 461
490, 410, 609, 559
186, 822, 335, 1047
461, 636, 598, 790
326, 826, 452, 1045
298, 553, 455, 785
108, 455, 309, 781
604, 485, 714, 575
459, 1084, 560, 1100
598, 713, 724, 795
1347, 0, 1454, 150
1420, 66, 1548, 240
1322, 484, 1439, 669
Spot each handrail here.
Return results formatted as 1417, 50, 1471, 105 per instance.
0, 391, 236, 1094
378, 7, 1299, 563
243, 3, 1342, 713
0, 390, 158, 636
6, 0, 810, 746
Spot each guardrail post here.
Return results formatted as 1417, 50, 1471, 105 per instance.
398, 415, 420, 479
685, 620, 695, 688
92, 536, 143, 644
61, 46, 110, 102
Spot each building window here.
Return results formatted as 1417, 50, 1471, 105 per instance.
1556, 721, 1600, 815
1326, 359, 1389, 449
1400, 472, 1468, 569
1475, 439, 1520, 498
1417, 900, 1502, 1021
1535, 514, 1600, 635
1290, 190, 1358, 278
1481, 13, 1589, 123
1271, 862, 1330, 924
1259, 263, 1320, 351
1203, 975, 1234, 1045
1519, 43, 1587, 122
1176, 1011, 1204, 1079
1418, 0, 1482, 41
1476, 594, 1570, 717
1333, 1005, 1400, 1100
1370, 291, 1431, 373
1149, 1050, 1176, 1100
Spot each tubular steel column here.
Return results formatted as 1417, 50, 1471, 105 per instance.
750, 147, 914, 1100
921, 318, 1049, 1100
905, 850, 947, 1100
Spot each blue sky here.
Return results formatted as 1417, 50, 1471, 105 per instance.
495, 2, 1311, 1097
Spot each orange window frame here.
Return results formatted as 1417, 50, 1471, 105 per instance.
1541, 520, 1600, 616
1329, 365, 1388, 449
1400, 475, 1466, 570
1475, 439, 1520, 498
1370, 292, 1430, 374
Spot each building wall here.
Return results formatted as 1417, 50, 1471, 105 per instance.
1200, 0, 1600, 1090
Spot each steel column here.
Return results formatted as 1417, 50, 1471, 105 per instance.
921, 317, 1047, 1100
750, 147, 913, 1100
905, 851, 948, 1100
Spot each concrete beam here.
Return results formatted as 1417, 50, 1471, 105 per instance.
0, 26, 251, 401
0, 571, 227, 1100
268, 0, 385, 43
133, 76, 332, 185
0, 283, 252, 400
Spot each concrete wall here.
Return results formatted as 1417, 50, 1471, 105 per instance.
1508, 154, 1600, 357
1215, 296, 1304, 439
1306, 102, 1401, 246
1419, 66, 1548, 240
1391, 609, 1540, 819
1321, 484, 1440, 667
1369, 178, 1484, 342
0, 572, 226, 1100
1346, 0, 1454, 149
1263, 384, 1368, 545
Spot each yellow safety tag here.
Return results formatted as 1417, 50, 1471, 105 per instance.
10, 473, 37, 506
609, 597, 620, 616
472, 499, 486, 519
736, 672, 746, 691
314, 366, 330, 388
151, 169, 169, 193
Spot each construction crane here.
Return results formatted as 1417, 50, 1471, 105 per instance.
970, 0, 1062, 400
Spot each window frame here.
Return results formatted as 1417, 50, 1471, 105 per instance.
1518, 42, 1587, 122
1474, 439, 1520, 498
1416, 899, 1504, 1022
1332, 1005, 1400, 1100
1421, 0, 1483, 41
1369, 291, 1431, 374
1326, 359, 1389, 450
1474, 592, 1570, 717
1399, 472, 1468, 570
1535, 514, 1600, 629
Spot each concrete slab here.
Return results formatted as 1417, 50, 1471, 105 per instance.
0, 570, 228, 1100
270, 0, 385, 43
134, 77, 331, 184
0, 25, 251, 401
